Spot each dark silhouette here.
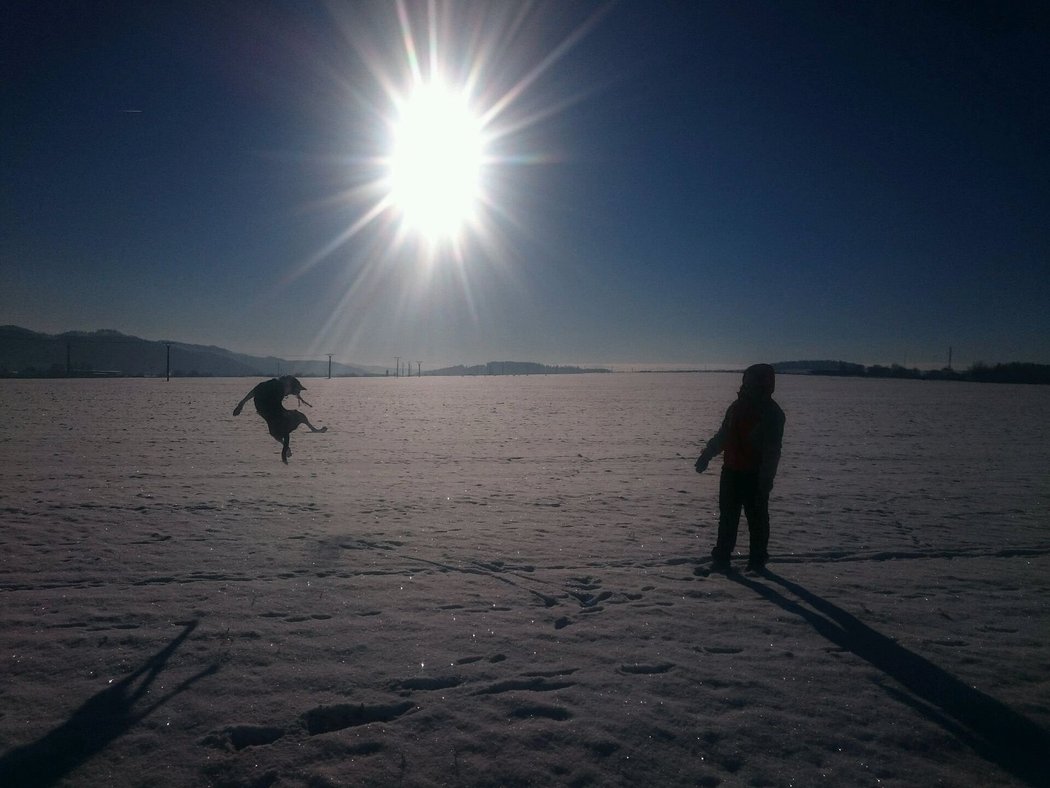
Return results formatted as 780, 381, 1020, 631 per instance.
695, 364, 786, 572
233, 375, 327, 463
0, 620, 218, 787
730, 572, 1050, 787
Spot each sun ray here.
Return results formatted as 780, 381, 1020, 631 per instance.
395, 0, 423, 84
285, 195, 392, 284
480, 3, 613, 129
427, 0, 440, 78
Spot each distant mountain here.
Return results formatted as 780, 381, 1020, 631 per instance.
0, 326, 372, 378
426, 361, 611, 376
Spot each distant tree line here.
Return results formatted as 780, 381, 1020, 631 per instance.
427, 361, 611, 376
806, 361, 1050, 385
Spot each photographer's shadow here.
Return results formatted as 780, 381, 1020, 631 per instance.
0, 620, 219, 787
730, 571, 1050, 787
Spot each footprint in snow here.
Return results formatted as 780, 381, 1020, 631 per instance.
301, 701, 415, 735
618, 662, 675, 675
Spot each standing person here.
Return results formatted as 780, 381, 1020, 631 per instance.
233, 375, 327, 463
694, 364, 785, 572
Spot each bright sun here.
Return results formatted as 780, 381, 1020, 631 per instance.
386, 81, 485, 240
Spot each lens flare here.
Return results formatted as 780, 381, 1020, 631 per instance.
283, 0, 613, 362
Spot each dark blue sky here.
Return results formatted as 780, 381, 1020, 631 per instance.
4, 1, 1048, 368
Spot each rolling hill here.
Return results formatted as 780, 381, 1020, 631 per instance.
0, 326, 372, 378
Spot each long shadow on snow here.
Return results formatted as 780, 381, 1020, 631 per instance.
729, 571, 1050, 787
0, 620, 219, 787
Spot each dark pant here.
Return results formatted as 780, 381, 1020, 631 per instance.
711, 468, 769, 565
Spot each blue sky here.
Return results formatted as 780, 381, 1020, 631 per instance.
3, 1, 1048, 369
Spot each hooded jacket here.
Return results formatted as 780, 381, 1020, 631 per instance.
699, 364, 786, 490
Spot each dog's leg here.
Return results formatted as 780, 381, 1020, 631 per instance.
299, 414, 327, 433
233, 383, 262, 416
282, 435, 291, 463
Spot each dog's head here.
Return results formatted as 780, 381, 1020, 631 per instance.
279, 375, 306, 394
278, 375, 312, 407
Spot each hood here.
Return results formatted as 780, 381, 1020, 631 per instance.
740, 363, 775, 400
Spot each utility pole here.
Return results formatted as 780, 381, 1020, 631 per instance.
66, 341, 71, 377
395, 356, 401, 378
417, 361, 421, 377
165, 343, 171, 381
327, 354, 333, 379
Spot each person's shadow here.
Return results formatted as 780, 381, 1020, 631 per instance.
729, 571, 1050, 787
0, 619, 219, 787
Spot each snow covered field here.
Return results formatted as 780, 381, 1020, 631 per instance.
1, 373, 1048, 787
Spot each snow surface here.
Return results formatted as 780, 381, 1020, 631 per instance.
1, 373, 1048, 787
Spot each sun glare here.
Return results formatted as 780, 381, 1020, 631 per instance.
289, 0, 611, 357
386, 82, 485, 240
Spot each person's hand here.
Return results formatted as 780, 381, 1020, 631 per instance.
694, 456, 709, 474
